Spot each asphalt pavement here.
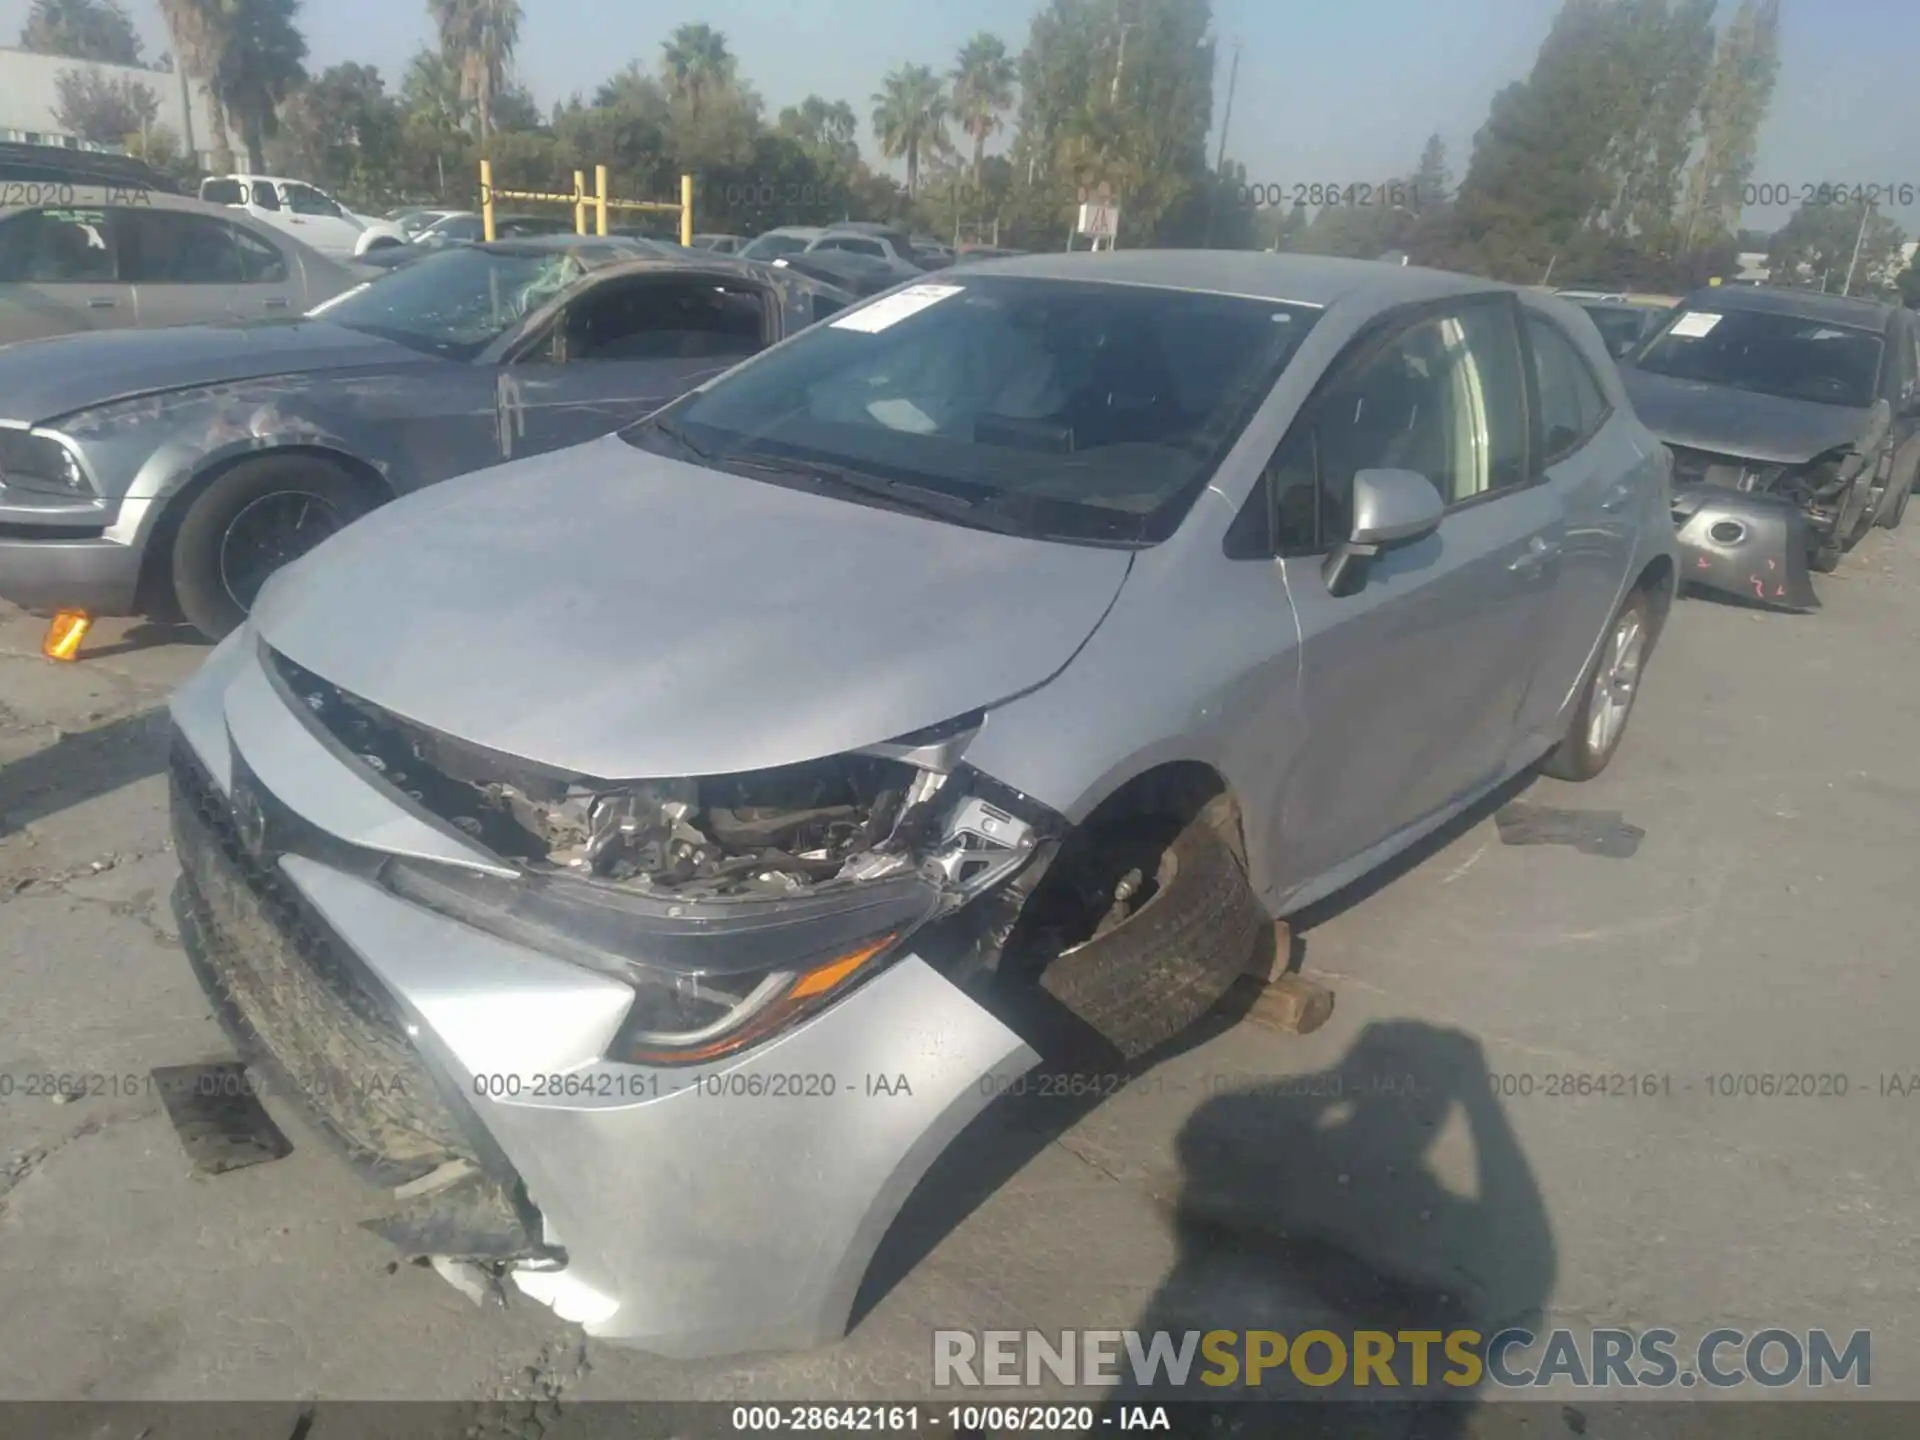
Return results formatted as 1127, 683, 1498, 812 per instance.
1, 528, 1916, 1422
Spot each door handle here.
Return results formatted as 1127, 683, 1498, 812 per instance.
263, 298, 289, 309
1508, 535, 1562, 574
87, 297, 117, 309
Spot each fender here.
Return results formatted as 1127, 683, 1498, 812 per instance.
87, 383, 425, 550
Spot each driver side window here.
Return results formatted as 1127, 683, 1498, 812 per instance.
543, 276, 771, 364
284, 183, 342, 218
1262, 300, 1529, 553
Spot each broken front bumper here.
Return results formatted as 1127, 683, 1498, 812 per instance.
1671, 484, 1819, 613
166, 627, 1040, 1358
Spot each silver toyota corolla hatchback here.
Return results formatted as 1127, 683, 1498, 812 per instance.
167, 251, 1679, 1357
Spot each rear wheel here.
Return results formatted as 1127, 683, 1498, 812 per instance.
170, 454, 376, 641
1538, 589, 1653, 782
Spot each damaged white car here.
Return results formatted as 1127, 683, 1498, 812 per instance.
167, 252, 1678, 1356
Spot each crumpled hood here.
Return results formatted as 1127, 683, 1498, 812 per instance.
0, 321, 421, 426
251, 434, 1134, 779
1619, 365, 1871, 465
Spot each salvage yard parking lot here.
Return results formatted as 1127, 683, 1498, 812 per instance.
1, 528, 1918, 1416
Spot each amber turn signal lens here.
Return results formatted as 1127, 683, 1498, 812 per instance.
788, 934, 898, 1000
42, 610, 91, 661
622, 933, 901, 1066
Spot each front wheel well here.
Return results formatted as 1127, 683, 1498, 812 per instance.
1074, 760, 1248, 873
133, 445, 393, 618
1632, 553, 1676, 642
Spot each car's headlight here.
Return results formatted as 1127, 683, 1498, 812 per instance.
0, 429, 93, 498
382, 854, 942, 1065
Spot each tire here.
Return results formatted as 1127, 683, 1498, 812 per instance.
1538, 588, 1653, 782
170, 454, 376, 641
1810, 538, 1843, 573
1888, 475, 1912, 530
1877, 440, 1918, 529
1033, 815, 1267, 1061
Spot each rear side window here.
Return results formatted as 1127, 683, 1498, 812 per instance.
283, 183, 342, 218
0, 208, 115, 282
1527, 314, 1611, 460
248, 182, 282, 211
201, 178, 244, 205
119, 209, 287, 284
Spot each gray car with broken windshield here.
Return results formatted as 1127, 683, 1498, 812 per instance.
167, 251, 1678, 1357
0, 236, 849, 641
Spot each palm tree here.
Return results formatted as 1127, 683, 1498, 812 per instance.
659, 22, 733, 125
871, 64, 950, 196
213, 0, 306, 172
950, 33, 1015, 183
157, 0, 234, 169
401, 45, 467, 131
427, 0, 522, 149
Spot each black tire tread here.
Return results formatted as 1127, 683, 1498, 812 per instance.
1037, 820, 1266, 1060
170, 453, 375, 640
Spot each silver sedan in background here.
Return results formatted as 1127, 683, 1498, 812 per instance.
167, 252, 1678, 1358
0, 186, 361, 346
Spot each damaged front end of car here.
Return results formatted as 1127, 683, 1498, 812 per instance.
1666, 445, 1871, 611
271, 649, 1057, 1070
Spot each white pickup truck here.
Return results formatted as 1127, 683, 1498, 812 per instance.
198, 175, 408, 261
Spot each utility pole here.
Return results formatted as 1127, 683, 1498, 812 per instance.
1842, 199, 1874, 297
1110, 22, 1136, 105
1201, 37, 1241, 249
1214, 37, 1241, 174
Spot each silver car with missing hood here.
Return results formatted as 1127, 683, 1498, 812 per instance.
167, 252, 1678, 1357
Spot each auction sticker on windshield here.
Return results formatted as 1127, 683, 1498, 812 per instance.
1668, 311, 1722, 339
831, 284, 965, 333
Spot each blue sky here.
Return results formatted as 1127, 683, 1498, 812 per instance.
8, 0, 1918, 234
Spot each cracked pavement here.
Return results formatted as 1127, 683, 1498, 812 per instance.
2, 528, 1918, 1417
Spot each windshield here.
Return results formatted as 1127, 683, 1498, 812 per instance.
741, 233, 813, 260
1582, 304, 1661, 355
623, 275, 1320, 545
313, 245, 582, 359
1632, 306, 1884, 408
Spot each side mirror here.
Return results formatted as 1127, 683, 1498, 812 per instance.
1323, 468, 1445, 596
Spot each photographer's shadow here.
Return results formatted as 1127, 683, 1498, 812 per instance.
1115, 1020, 1556, 1437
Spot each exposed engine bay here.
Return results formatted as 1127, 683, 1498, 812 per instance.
1666, 399, 1887, 546
271, 648, 1040, 903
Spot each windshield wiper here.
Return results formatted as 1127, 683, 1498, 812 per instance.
720, 452, 1038, 537
644, 414, 714, 461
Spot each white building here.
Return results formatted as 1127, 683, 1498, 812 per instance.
0, 45, 217, 166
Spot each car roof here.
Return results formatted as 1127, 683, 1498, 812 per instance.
956, 249, 1508, 309
0, 141, 174, 192
206, 173, 320, 186
1679, 284, 1897, 330
758, 226, 826, 239
0, 186, 290, 222
475, 233, 650, 259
